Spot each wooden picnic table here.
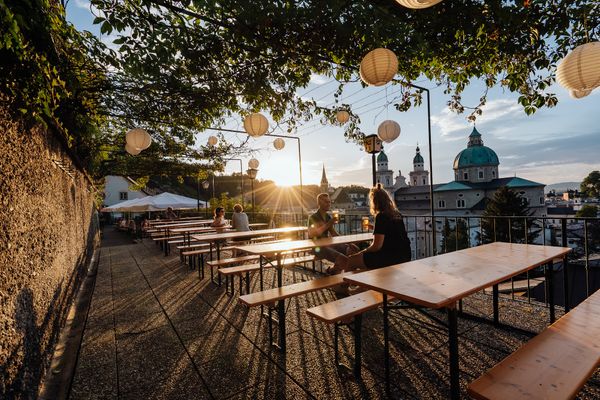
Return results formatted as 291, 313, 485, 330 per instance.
234, 233, 373, 353
344, 242, 571, 400
153, 219, 213, 229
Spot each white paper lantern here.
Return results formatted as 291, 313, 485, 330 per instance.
248, 158, 260, 169
273, 138, 285, 150
396, 0, 444, 9
207, 136, 218, 146
556, 42, 600, 92
360, 48, 398, 86
125, 143, 141, 155
570, 89, 592, 99
243, 113, 269, 137
336, 110, 350, 124
126, 128, 152, 150
377, 120, 401, 143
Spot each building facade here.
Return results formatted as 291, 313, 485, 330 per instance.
103, 175, 150, 207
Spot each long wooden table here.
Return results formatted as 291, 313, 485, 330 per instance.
344, 242, 571, 400
234, 233, 373, 353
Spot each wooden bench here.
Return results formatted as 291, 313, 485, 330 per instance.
218, 255, 316, 295
468, 288, 600, 400
239, 273, 354, 352
307, 290, 388, 378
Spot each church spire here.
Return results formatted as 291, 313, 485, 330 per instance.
320, 164, 329, 193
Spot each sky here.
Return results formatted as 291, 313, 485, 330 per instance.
67, 1, 600, 188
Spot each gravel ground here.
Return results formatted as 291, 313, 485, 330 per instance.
69, 229, 600, 399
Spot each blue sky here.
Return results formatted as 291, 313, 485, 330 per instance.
67, 1, 600, 188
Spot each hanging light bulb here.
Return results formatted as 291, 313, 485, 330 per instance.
377, 120, 401, 143
396, 0, 444, 9
556, 42, 600, 93
126, 128, 152, 150
125, 143, 141, 155
336, 110, 350, 124
273, 138, 285, 150
248, 158, 260, 169
207, 136, 218, 146
569, 89, 592, 99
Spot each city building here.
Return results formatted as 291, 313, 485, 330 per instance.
102, 175, 151, 207
320, 164, 330, 194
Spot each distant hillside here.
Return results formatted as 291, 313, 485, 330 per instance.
545, 182, 581, 193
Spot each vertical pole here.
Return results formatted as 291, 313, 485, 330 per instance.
297, 137, 304, 215
383, 293, 390, 395
546, 262, 555, 323
196, 175, 200, 211
372, 153, 376, 186
424, 87, 436, 255
448, 306, 460, 400
239, 160, 244, 208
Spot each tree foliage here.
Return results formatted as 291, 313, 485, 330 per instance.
576, 204, 598, 218
442, 218, 469, 253
580, 171, 600, 199
481, 186, 540, 243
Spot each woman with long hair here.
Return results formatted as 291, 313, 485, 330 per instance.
330, 184, 411, 273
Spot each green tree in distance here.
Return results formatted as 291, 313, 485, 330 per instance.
481, 187, 540, 244
580, 171, 600, 199
443, 218, 469, 253
576, 204, 598, 218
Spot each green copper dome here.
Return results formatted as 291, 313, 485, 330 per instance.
377, 150, 388, 162
413, 146, 424, 164
453, 127, 499, 169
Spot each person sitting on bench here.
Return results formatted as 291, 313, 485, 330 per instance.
329, 184, 411, 273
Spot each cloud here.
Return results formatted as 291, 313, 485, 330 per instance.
73, 0, 90, 9
309, 74, 330, 85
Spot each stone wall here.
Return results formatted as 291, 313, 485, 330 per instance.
0, 110, 99, 399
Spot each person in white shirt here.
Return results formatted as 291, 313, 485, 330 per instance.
231, 204, 250, 232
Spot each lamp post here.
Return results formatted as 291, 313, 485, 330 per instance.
247, 167, 258, 213
363, 134, 383, 186
202, 180, 210, 217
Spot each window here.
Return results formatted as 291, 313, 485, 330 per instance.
539, 197, 544, 205
438, 200, 446, 208
463, 172, 468, 180
413, 179, 417, 185
478, 170, 484, 179
119, 192, 128, 200
458, 193, 464, 197
457, 199, 466, 208
386, 177, 390, 186
422, 178, 426, 185
492, 170, 496, 178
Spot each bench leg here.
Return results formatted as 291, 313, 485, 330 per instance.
383, 293, 390, 396
334, 323, 340, 366
492, 284, 499, 326
447, 306, 460, 400
353, 314, 362, 379
268, 306, 274, 346
245, 271, 250, 294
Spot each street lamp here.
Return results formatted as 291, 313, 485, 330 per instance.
202, 180, 210, 216
247, 167, 258, 213
363, 134, 383, 186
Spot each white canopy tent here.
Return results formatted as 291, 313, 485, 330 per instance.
102, 192, 207, 212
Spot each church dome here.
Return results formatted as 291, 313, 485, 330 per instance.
377, 151, 388, 162
413, 146, 424, 164
452, 127, 499, 169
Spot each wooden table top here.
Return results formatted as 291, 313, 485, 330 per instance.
234, 233, 373, 256
148, 217, 210, 225
154, 220, 213, 229
170, 222, 267, 234
191, 226, 307, 243
344, 242, 571, 309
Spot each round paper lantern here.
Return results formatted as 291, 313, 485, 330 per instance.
377, 120, 401, 143
396, 0, 444, 9
248, 158, 260, 169
207, 135, 218, 146
243, 113, 269, 137
556, 42, 600, 92
336, 110, 350, 124
125, 143, 141, 155
360, 48, 398, 86
126, 128, 151, 150
273, 138, 285, 150
570, 89, 592, 99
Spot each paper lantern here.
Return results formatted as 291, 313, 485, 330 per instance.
556, 42, 600, 92
126, 128, 151, 150
248, 158, 260, 169
273, 138, 285, 150
207, 136, 218, 146
243, 113, 269, 137
396, 0, 444, 9
377, 120, 401, 143
570, 89, 592, 99
360, 48, 398, 86
336, 110, 350, 124
125, 143, 141, 155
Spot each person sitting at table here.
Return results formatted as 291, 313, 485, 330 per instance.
231, 204, 250, 232
163, 207, 178, 220
307, 193, 356, 263
329, 184, 411, 274
211, 207, 227, 231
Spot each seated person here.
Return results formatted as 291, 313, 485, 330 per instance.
211, 207, 227, 232
307, 193, 356, 263
163, 207, 178, 220
329, 184, 411, 274
231, 204, 250, 232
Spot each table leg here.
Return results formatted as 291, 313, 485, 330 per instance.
259, 255, 264, 292
562, 256, 570, 312
217, 242, 222, 286
383, 293, 390, 396
492, 284, 499, 326
546, 262, 555, 323
276, 253, 282, 288
164, 228, 169, 256
277, 299, 286, 352
354, 314, 362, 379
447, 306, 460, 400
